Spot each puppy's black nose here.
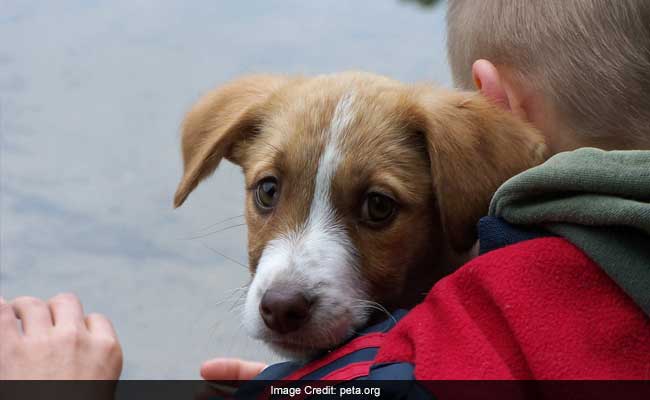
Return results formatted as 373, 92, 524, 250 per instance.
259, 288, 311, 334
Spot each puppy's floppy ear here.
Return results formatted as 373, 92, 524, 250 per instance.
412, 88, 547, 252
174, 75, 290, 208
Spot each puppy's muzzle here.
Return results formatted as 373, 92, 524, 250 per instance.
259, 285, 312, 334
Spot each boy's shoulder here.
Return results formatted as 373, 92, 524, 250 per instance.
375, 233, 649, 380
489, 148, 650, 315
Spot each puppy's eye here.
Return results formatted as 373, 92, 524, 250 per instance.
361, 192, 396, 226
255, 177, 279, 211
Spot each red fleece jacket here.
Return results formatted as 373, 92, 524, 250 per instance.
374, 237, 650, 379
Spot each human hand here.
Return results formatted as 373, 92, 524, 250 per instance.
200, 357, 266, 381
0, 293, 123, 380
191, 358, 267, 399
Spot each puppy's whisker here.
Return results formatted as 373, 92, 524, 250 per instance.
214, 286, 249, 307
179, 223, 247, 240
229, 304, 245, 315
211, 282, 249, 308
215, 297, 239, 308
216, 282, 249, 297
360, 302, 393, 318
201, 243, 249, 270
229, 290, 248, 310
351, 299, 397, 326
193, 214, 245, 234
229, 290, 249, 313
246, 212, 275, 247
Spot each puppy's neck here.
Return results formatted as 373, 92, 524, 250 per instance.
389, 240, 476, 312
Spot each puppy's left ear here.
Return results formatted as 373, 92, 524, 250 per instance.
412, 88, 548, 252
174, 75, 290, 208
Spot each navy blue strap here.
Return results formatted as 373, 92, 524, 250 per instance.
478, 216, 552, 255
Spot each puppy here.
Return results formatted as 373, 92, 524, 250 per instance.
174, 72, 546, 359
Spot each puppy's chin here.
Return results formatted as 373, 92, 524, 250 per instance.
265, 327, 350, 360
244, 300, 369, 359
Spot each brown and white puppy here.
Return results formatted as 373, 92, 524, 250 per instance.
174, 72, 546, 358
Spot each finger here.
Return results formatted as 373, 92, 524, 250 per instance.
11, 296, 53, 334
0, 297, 20, 339
84, 313, 117, 337
200, 358, 267, 381
48, 293, 85, 328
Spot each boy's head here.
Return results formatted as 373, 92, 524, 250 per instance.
447, 0, 650, 152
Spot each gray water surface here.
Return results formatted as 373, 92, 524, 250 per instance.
0, 0, 451, 379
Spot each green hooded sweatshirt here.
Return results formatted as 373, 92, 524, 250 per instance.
489, 148, 650, 316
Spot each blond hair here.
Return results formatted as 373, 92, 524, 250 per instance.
447, 0, 650, 145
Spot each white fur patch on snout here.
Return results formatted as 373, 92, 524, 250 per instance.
242, 220, 363, 341
243, 92, 370, 355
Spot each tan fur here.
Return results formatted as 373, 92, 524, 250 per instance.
409, 87, 548, 251
174, 75, 297, 207
174, 71, 547, 313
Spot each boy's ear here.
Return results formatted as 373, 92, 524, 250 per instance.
413, 88, 547, 252
472, 59, 534, 122
173, 75, 290, 208
472, 59, 511, 111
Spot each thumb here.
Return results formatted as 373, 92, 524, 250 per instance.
200, 358, 267, 381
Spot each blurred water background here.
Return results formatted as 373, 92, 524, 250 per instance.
0, 0, 450, 378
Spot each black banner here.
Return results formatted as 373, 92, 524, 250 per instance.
1, 380, 649, 400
